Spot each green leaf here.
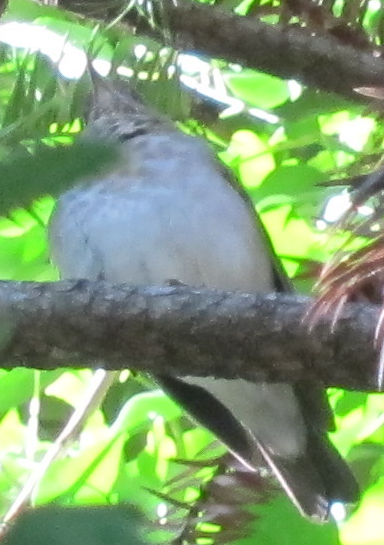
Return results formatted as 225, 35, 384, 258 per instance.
0, 140, 119, 217
221, 129, 275, 187
112, 390, 182, 434
0, 369, 63, 413
2, 504, 148, 545
225, 70, 290, 109
255, 164, 326, 200
38, 432, 125, 502
341, 480, 384, 545
244, 495, 340, 545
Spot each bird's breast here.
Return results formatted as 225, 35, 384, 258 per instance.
50, 167, 273, 293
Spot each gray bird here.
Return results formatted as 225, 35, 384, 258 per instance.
48, 76, 359, 522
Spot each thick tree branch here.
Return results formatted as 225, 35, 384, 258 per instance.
50, 0, 384, 100
0, 280, 379, 391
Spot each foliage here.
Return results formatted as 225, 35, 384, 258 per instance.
3, 504, 148, 545
0, 0, 383, 544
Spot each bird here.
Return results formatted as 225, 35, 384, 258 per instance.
48, 73, 359, 522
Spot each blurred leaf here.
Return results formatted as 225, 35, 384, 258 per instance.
111, 390, 182, 434
245, 494, 340, 545
221, 129, 275, 187
0, 140, 119, 217
225, 70, 290, 109
4, 0, 64, 22
278, 89, 358, 120
2, 504, 148, 545
0, 369, 63, 414
341, 479, 384, 545
37, 430, 125, 502
332, 391, 369, 419
254, 164, 326, 201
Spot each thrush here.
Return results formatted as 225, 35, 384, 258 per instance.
48, 75, 359, 522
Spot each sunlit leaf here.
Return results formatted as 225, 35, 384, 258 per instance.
225, 70, 290, 109
221, 129, 275, 187
341, 480, 384, 545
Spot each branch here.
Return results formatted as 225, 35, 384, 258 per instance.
0, 280, 379, 391
50, 0, 384, 100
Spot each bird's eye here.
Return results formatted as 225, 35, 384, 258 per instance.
120, 128, 148, 141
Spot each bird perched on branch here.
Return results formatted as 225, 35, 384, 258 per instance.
48, 73, 359, 522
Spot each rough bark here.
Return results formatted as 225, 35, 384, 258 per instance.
0, 279, 379, 391
49, 0, 384, 101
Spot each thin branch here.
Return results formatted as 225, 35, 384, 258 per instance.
0, 279, 379, 391
48, 0, 384, 101
2, 369, 117, 526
